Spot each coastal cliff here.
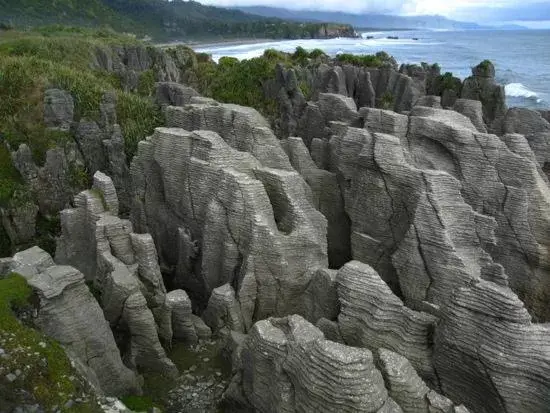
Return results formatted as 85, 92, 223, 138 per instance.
1, 30, 550, 413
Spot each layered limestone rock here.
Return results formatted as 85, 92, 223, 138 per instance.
91, 44, 201, 92
0, 197, 39, 247
43, 89, 74, 131
329, 123, 499, 307
225, 315, 468, 413
8, 90, 131, 219
434, 279, 550, 413
155, 82, 200, 107
56, 172, 185, 377
282, 136, 351, 268
130, 121, 327, 327
6, 247, 140, 396
502, 107, 550, 178
406, 106, 550, 321
337, 261, 437, 383
163, 101, 293, 170
461, 61, 507, 133
377, 348, 470, 413
238, 315, 393, 413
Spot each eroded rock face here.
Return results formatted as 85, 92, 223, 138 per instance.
130, 118, 327, 326
225, 315, 469, 413
6, 247, 140, 396
502, 107, 550, 179
44, 89, 74, 131
461, 61, 507, 133
406, 106, 550, 321
337, 261, 437, 384
55, 172, 183, 377
434, 279, 550, 413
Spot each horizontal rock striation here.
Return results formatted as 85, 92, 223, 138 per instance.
7, 247, 140, 396
130, 109, 328, 327
55, 171, 197, 377
434, 279, 550, 413
225, 315, 468, 413
337, 261, 437, 384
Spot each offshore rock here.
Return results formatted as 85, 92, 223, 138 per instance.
130, 126, 327, 326
6, 247, 140, 396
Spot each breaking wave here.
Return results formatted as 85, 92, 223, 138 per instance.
505, 83, 542, 103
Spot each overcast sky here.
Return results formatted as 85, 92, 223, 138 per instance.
200, 0, 550, 26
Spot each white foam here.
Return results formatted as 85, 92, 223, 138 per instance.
505, 83, 542, 102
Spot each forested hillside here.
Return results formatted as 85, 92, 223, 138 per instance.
0, 0, 356, 40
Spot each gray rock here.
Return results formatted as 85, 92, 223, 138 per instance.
337, 261, 437, 384
461, 61, 507, 133
56, 172, 179, 375
155, 82, 200, 107
452, 98, 487, 133
166, 289, 198, 344
283, 136, 350, 268
0, 200, 38, 246
44, 89, 74, 131
130, 127, 327, 327
191, 314, 212, 340
434, 279, 550, 413
22, 252, 140, 395
202, 284, 244, 336
415, 96, 442, 108
240, 315, 390, 413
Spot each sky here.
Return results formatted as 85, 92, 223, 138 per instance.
199, 0, 550, 26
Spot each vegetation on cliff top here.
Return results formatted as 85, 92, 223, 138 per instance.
0, 28, 162, 210
0, 0, 355, 41
0, 273, 101, 411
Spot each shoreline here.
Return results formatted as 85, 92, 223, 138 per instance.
156, 38, 276, 49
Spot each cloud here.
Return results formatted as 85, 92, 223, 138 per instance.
199, 0, 550, 22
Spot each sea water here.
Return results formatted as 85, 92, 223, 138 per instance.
193, 29, 550, 109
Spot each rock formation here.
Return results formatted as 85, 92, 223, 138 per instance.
224, 315, 469, 413
55, 171, 201, 377
461, 61, 507, 133
6, 246, 140, 396
131, 104, 328, 327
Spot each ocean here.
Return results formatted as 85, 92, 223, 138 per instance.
193, 30, 550, 110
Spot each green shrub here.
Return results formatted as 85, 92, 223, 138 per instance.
121, 395, 158, 411
292, 46, 309, 63
117, 92, 162, 159
378, 91, 394, 110
137, 69, 156, 97
308, 48, 326, 59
